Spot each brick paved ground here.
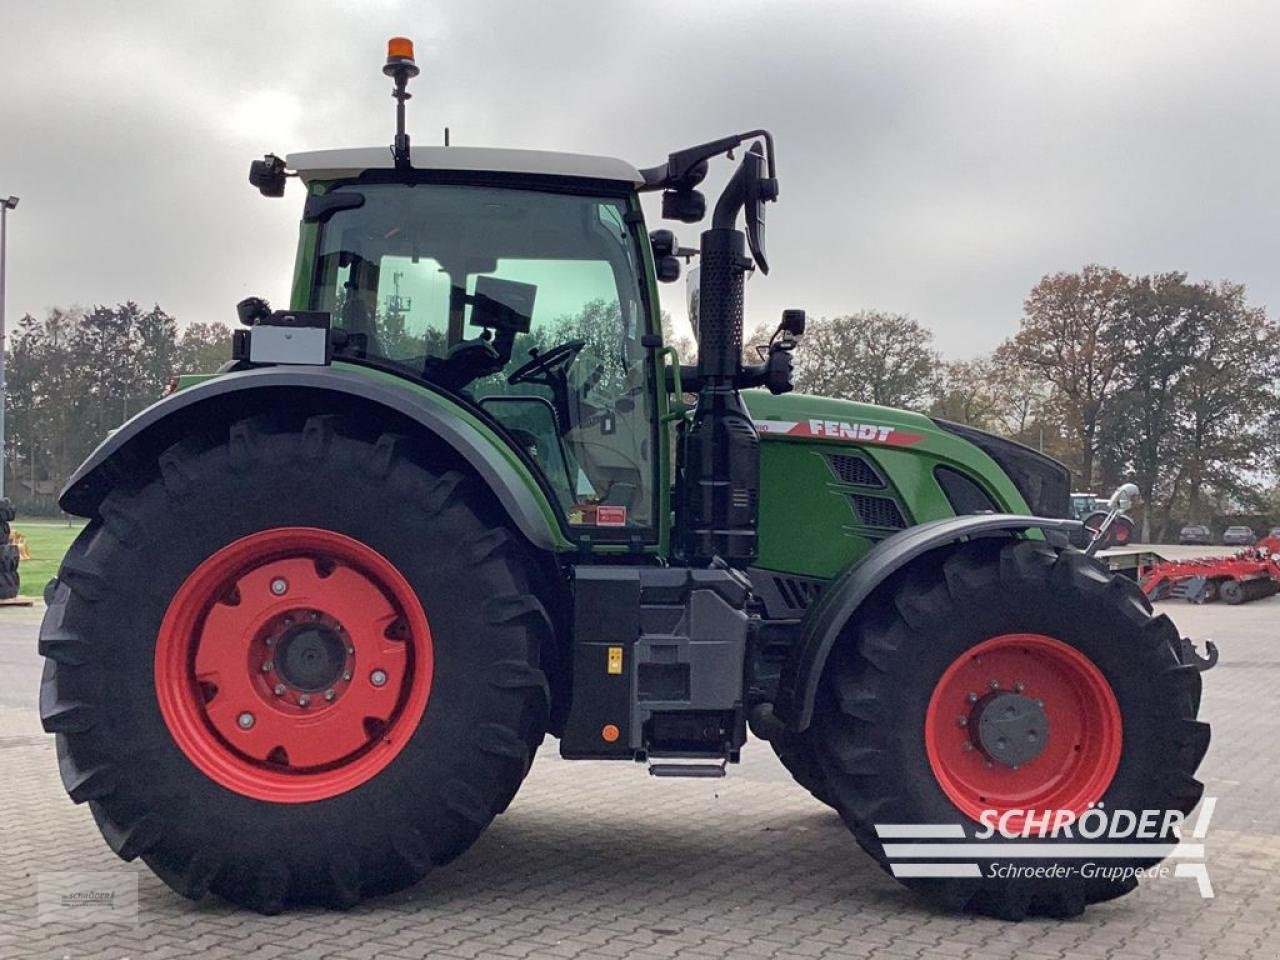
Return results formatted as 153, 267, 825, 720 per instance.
2, 589, 1277, 960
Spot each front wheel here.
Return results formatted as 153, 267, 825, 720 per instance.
813, 540, 1208, 919
39, 415, 552, 912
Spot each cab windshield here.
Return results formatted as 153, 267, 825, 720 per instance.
307, 181, 657, 532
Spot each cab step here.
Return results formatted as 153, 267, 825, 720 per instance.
648, 761, 726, 778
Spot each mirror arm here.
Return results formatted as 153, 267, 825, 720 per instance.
639, 130, 776, 192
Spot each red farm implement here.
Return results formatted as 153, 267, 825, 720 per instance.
1140, 536, 1280, 605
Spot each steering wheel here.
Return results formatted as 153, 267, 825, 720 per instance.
507, 339, 587, 386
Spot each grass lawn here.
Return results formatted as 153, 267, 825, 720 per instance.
12, 517, 87, 598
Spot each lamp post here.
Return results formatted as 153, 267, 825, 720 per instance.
0, 195, 17, 499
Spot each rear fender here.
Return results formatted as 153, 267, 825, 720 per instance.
59, 366, 571, 553
775, 514, 1080, 731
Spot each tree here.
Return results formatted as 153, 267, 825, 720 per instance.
4, 303, 197, 512
1178, 281, 1280, 523
930, 357, 1004, 429
793, 310, 939, 409
175, 322, 235, 374
1010, 265, 1131, 490
1097, 273, 1202, 539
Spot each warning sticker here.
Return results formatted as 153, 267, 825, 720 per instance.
596, 505, 628, 527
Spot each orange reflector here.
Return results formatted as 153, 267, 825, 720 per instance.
601, 724, 620, 743
387, 37, 415, 60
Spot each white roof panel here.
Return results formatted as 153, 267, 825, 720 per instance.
285, 146, 644, 186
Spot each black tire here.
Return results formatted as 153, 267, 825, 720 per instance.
1219, 579, 1245, 605
770, 730, 836, 809
0, 567, 17, 600
1080, 511, 1110, 547
39, 414, 553, 913
0, 519, 11, 540
813, 539, 1208, 920
1109, 516, 1135, 546
0, 497, 14, 522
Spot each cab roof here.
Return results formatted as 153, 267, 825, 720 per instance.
285, 146, 644, 187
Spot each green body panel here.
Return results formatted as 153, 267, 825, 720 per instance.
744, 391, 1030, 580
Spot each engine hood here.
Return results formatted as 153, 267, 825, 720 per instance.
742, 391, 937, 449
741, 391, 1070, 521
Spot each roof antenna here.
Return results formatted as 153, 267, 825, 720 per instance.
383, 37, 419, 172
444, 126, 450, 147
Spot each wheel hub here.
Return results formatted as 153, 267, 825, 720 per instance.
923, 632, 1123, 831
274, 619, 348, 692
971, 691, 1049, 767
154, 527, 434, 803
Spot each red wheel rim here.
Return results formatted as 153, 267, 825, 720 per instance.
924, 633, 1121, 832
155, 527, 433, 803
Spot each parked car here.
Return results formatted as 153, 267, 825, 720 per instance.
1222, 525, 1257, 546
1179, 524, 1213, 545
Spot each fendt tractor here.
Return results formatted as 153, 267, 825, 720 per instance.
39, 41, 1210, 919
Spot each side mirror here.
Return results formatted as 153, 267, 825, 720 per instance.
249, 154, 287, 197
742, 143, 779, 274
656, 255, 681, 283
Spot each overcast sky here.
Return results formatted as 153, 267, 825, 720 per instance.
3, 0, 1277, 357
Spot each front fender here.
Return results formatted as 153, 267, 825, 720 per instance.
60, 365, 572, 553
775, 514, 1080, 731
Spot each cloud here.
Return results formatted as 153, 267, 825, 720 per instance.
1, 0, 1276, 356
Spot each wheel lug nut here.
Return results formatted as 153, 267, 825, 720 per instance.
266, 637, 276, 647
298, 694, 311, 707
262, 661, 274, 672
273, 683, 286, 696
963, 742, 974, 752
324, 689, 336, 702
988, 679, 1000, 690
342, 671, 352, 681
956, 717, 968, 727
370, 669, 388, 687
966, 692, 978, 704
270, 578, 288, 596
309, 611, 320, 620
1014, 681, 1025, 693
346, 645, 355, 655
237, 712, 255, 729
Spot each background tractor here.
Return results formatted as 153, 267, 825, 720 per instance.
1070, 491, 1136, 548
38, 40, 1209, 920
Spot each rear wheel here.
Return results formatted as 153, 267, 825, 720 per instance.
813, 540, 1208, 919
39, 414, 552, 912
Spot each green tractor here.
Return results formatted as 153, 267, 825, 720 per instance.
39, 41, 1209, 919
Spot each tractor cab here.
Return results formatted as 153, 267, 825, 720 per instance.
288, 148, 662, 532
